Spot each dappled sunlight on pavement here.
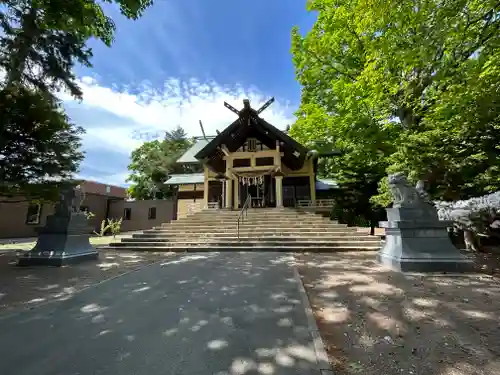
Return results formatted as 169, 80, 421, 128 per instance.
297, 251, 500, 375
0, 250, 174, 314
0, 252, 324, 375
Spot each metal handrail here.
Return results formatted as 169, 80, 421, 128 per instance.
237, 194, 252, 240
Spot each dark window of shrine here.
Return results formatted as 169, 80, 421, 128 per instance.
247, 139, 257, 152
123, 208, 132, 220
148, 207, 157, 220
80, 205, 89, 213
25, 203, 42, 225
252, 140, 263, 151
177, 191, 204, 200
255, 157, 274, 166
233, 158, 251, 168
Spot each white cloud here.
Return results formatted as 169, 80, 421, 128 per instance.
60, 76, 296, 186
75, 172, 130, 188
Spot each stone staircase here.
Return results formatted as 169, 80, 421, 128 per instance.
104, 208, 382, 252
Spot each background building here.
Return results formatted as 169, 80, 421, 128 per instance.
0, 180, 176, 239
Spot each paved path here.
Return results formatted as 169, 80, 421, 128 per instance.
0, 252, 323, 375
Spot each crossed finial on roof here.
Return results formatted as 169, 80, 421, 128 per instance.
223, 97, 275, 116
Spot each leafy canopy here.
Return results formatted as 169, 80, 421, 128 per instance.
0, 0, 153, 201
291, 0, 500, 209
127, 126, 199, 200
0, 0, 154, 98
0, 85, 84, 202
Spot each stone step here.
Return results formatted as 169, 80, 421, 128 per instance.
174, 218, 334, 224
181, 214, 334, 222
195, 209, 318, 213
171, 221, 335, 227
184, 216, 332, 224
109, 240, 381, 247
123, 236, 379, 243
199, 210, 326, 213
188, 210, 327, 214
184, 212, 331, 217
166, 221, 338, 227
162, 222, 347, 231
176, 213, 334, 218
156, 223, 348, 230
151, 229, 351, 235
133, 232, 375, 239
143, 227, 359, 234
101, 245, 379, 252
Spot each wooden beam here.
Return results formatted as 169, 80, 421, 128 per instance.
199, 120, 207, 140
256, 97, 274, 114
219, 145, 230, 156
224, 101, 240, 116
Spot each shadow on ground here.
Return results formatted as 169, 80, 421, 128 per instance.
0, 249, 174, 313
297, 251, 500, 375
0, 252, 323, 375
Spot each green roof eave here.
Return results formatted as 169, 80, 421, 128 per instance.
176, 138, 216, 164
164, 173, 204, 185
316, 178, 339, 190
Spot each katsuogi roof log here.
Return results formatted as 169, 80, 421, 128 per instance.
195, 98, 309, 173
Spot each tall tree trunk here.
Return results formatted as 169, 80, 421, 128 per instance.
6, 3, 39, 87
464, 229, 481, 252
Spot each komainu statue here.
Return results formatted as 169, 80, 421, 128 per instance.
378, 172, 473, 273
387, 172, 430, 207
54, 184, 86, 216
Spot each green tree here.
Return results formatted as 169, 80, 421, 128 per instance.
291, 0, 500, 207
0, 85, 84, 202
127, 126, 196, 200
290, 102, 395, 230
0, 0, 153, 201
0, 0, 153, 98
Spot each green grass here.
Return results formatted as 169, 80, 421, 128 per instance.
0, 234, 130, 251
0, 242, 34, 251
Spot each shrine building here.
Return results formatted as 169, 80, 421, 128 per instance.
165, 98, 339, 218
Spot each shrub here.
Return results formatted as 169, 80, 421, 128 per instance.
93, 218, 123, 238
434, 192, 500, 251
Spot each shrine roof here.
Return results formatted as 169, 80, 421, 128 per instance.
176, 137, 215, 164
194, 99, 309, 172
316, 179, 339, 190
164, 173, 204, 185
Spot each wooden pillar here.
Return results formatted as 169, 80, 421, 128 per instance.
275, 176, 283, 208
309, 174, 316, 206
225, 177, 233, 209
221, 180, 226, 208
234, 177, 239, 209
274, 140, 281, 167
203, 167, 209, 209
225, 155, 233, 209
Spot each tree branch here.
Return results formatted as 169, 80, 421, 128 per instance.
306, 49, 357, 81
346, 21, 364, 52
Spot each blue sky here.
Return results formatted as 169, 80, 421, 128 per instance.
60, 0, 316, 186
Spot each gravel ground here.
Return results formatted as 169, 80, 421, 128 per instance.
296, 251, 500, 375
0, 249, 175, 315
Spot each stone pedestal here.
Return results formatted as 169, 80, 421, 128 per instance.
17, 212, 98, 267
378, 206, 473, 273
